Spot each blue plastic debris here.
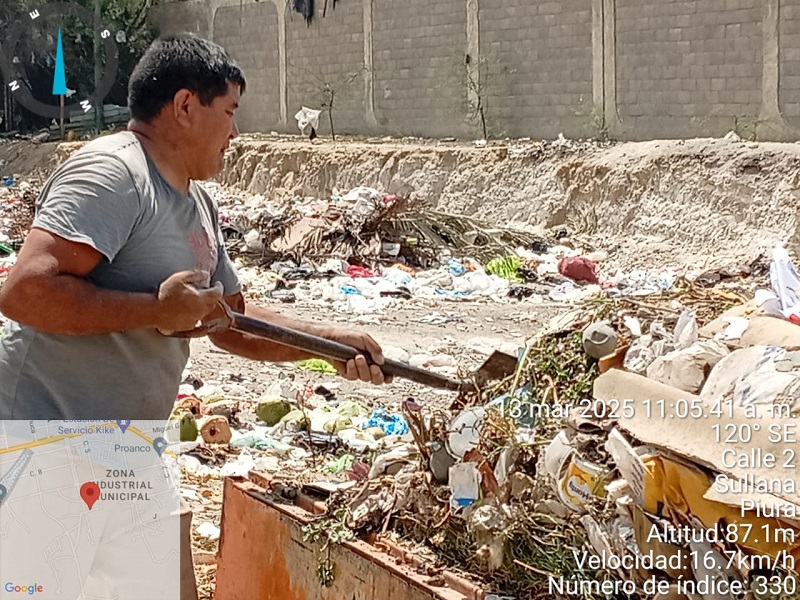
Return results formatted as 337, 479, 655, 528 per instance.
448, 258, 466, 277
339, 285, 362, 295
435, 288, 469, 298
362, 407, 408, 436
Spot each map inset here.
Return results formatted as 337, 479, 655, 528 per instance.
0, 420, 181, 599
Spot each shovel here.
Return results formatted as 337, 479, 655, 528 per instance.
171, 302, 518, 392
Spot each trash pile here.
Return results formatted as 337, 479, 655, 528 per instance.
222, 250, 765, 328
0, 177, 37, 330
212, 182, 550, 267
302, 248, 791, 598
171, 245, 800, 599
173, 380, 414, 460
0, 177, 36, 250
0, 174, 770, 322
198, 184, 776, 320
535, 249, 800, 598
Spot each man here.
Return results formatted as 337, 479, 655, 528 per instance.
0, 33, 389, 419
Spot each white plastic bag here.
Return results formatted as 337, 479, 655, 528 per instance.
294, 106, 321, 133
673, 309, 698, 350
701, 345, 800, 409
756, 244, 800, 319
449, 463, 482, 511
646, 340, 729, 393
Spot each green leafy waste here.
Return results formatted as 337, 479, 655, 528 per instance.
297, 358, 338, 374
302, 508, 355, 587
485, 255, 523, 282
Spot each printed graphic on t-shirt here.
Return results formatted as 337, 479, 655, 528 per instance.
187, 227, 217, 284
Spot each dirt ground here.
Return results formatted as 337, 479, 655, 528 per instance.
0, 139, 62, 176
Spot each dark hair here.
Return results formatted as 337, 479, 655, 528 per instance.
128, 33, 246, 122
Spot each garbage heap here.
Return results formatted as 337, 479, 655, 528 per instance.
213, 184, 549, 267
260, 251, 797, 600
210, 184, 741, 317
1, 178, 764, 318
540, 290, 800, 600
0, 178, 38, 330
0, 178, 36, 252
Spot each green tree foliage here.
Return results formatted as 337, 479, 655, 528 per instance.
0, 0, 158, 130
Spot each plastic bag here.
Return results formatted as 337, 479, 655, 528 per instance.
701, 345, 800, 410
294, 106, 321, 133
449, 463, 482, 510
646, 340, 729, 393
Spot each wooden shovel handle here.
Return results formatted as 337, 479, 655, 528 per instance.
229, 312, 468, 391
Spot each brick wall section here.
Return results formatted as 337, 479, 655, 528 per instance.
373, 0, 469, 137
285, 2, 366, 136
213, 3, 281, 132
780, 0, 800, 128
479, 0, 594, 139
150, 0, 800, 141
616, 0, 762, 138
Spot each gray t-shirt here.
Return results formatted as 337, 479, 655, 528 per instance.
0, 131, 240, 419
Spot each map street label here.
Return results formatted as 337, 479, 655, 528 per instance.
80, 481, 100, 510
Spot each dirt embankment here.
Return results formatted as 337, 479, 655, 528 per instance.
220, 135, 800, 269
4, 134, 800, 269
0, 140, 63, 179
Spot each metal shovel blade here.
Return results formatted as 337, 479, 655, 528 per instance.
473, 350, 519, 387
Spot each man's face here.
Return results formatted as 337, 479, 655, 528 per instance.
187, 81, 240, 180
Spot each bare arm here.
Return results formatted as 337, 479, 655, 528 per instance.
0, 228, 221, 335
208, 293, 390, 384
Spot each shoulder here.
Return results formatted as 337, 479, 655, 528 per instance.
37, 132, 147, 209
57, 131, 147, 184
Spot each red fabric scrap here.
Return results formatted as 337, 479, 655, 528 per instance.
347, 265, 375, 278
558, 256, 599, 284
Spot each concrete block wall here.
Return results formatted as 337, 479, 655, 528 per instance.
213, 3, 281, 132
780, 0, 800, 128
479, 0, 594, 139
616, 0, 762, 138
286, 2, 366, 135
372, 0, 468, 137
152, 2, 210, 38
149, 0, 800, 141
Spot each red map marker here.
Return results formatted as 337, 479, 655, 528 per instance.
80, 482, 100, 510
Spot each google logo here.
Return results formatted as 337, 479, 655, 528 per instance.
3, 583, 43, 595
